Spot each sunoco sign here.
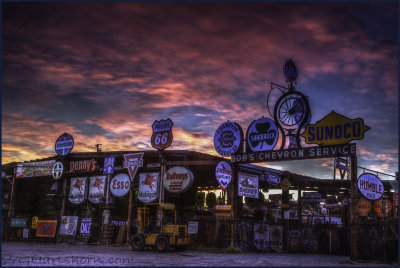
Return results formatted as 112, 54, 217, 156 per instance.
301, 111, 369, 146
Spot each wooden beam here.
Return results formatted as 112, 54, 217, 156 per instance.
164, 160, 221, 166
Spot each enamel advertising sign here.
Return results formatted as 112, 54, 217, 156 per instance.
163, 166, 194, 193
69, 177, 87, 204
247, 117, 279, 152
215, 161, 232, 190
55, 133, 74, 156
374, 199, 392, 217
214, 121, 243, 157
138, 172, 159, 203
59, 216, 78, 236
284, 58, 299, 83
254, 223, 269, 250
123, 152, 144, 181
151, 118, 174, 150
80, 218, 92, 236
88, 175, 106, 204
301, 111, 369, 146
52, 161, 63, 180
357, 173, 384, 200
270, 225, 283, 252
265, 173, 281, 185
103, 156, 115, 175
238, 172, 259, 199
70, 159, 97, 173
36, 220, 57, 238
16, 160, 56, 178
110, 173, 130, 197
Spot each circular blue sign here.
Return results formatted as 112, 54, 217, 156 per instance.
357, 173, 384, 200
283, 59, 298, 83
214, 121, 243, 157
55, 133, 74, 156
247, 117, 279, 152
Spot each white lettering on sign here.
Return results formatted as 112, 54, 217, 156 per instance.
231, 144, 356, 164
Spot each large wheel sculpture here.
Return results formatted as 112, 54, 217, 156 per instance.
273, 90, 310, 149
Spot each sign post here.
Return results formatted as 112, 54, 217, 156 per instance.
151, 119, 174, 230
350, 155, 359, 260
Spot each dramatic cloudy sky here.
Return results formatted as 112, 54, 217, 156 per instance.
2, 2, 398, 179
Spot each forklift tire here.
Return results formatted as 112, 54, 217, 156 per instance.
154, 236, 170, 252
131, 234, 145, 251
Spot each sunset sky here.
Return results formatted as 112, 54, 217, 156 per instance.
2, 2, 398, 180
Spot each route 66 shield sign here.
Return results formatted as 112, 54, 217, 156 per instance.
151, 118, 173, 150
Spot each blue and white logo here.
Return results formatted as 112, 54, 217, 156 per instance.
103, 157, 115, 175
80, 218, 92, 236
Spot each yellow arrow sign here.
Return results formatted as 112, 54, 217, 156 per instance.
301, 111, 370, 145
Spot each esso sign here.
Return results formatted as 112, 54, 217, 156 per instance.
110, 173, 130, 197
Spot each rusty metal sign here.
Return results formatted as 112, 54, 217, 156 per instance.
231, 143, 356, 164
301, 111, 369, 146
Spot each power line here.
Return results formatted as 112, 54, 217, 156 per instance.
357, 166, 397, 178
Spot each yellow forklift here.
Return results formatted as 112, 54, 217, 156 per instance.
131, 203, 190, 252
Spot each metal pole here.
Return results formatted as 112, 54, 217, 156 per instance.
333, 159, 336, 180
159, 151, 165, 205
350, 155, 359, 260
230, 164, 237, 247
105, 174, 110, 206
126, 187, 133, 245
60, 177, 67, 217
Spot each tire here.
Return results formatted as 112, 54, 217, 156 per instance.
154, 236, 170, 252
131, 234, 145, 251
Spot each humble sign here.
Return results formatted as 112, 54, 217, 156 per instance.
231, 143, 356, 164
357, 173, 384, 200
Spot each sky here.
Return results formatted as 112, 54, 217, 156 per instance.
2, 1, 398, 180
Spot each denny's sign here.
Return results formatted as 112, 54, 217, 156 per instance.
69, 159, 97, 173
301, 111, 369, 146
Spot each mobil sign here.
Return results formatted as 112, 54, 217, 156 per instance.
357, 173, 384, 200
301, 111, 369, 146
